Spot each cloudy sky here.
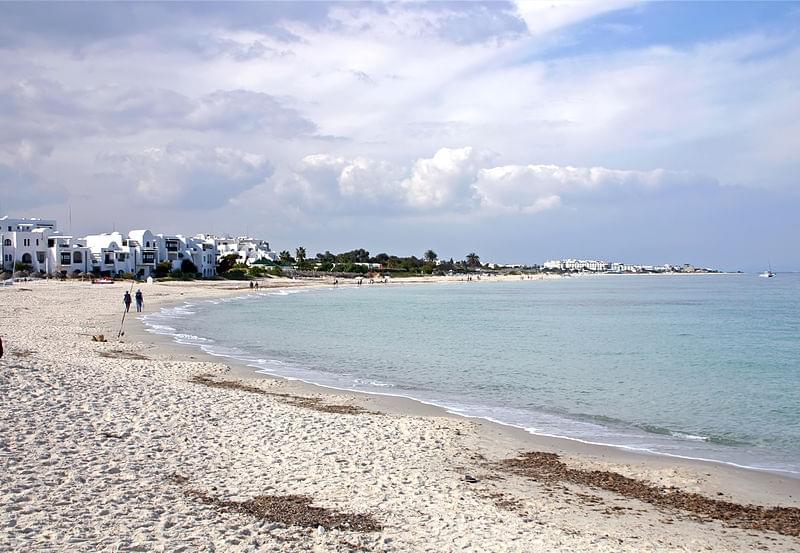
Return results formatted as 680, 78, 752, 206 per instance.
1, 1, 798, 270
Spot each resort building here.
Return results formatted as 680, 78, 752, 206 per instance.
1, 215, 263, 278
1, 216, 59, 273
543, 259, 611, 272
206, 235, 278, 266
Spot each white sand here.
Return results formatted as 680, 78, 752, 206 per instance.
1, 280, 798, 552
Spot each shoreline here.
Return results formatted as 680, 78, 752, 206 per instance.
3, 279, 799, 551
130, 280, 800, 498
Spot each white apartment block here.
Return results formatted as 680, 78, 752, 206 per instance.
207, 235, 278, 266
0, 216, 252, 278
543, 259, 611, 272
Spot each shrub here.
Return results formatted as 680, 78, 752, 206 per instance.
248, 266, 266, 277
155, 261, 173, 278
14, 262, 31, 271
269, 266, 283, 277
226, 268, 247, 280
180, 259, 198, 275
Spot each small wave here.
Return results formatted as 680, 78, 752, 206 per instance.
669, 431, 709, 442
172, 333, 212, 344
144, 323, 176, 333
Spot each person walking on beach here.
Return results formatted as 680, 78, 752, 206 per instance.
123, 291, 132, 313
135, 289, 144, 312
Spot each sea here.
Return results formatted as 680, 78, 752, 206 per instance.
142, 274, 800, 477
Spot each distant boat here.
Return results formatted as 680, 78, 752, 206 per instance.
759, 263, 775, 278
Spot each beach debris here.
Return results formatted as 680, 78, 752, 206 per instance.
189, 374, 379, 415
98, 349, 149, 360
496, 451, 800, 538
91, 334, 107, 342
183, 489, 382, 532
464, 474, 479, 484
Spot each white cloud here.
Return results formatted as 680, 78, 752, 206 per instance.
474, 164, 716, 214
513, 0, 638, 36
98, 144, 272, 208
261, 147, 715, 218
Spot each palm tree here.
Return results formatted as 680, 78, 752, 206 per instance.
424, 249, 438, 264
295, 246, 307, 267
279, 250, 293, 265
466, 252, 480, 268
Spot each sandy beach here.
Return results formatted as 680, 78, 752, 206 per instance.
1, 279, 799, 552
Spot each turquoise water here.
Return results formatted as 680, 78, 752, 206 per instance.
143, 275, 800, 476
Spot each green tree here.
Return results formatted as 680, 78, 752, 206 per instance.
424, 249, 438, 264
155, 261, 173, 278
295, 246, 307, 267
466, 252, 481, 268
279, 250, 294, 264
216, 253, 239, 274
180, 259, 198, 275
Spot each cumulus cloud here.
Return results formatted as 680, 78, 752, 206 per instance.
399, 147, 492, 210
263, 147, 716, 217
98, 144, 273, 208
474, 165, 718, 214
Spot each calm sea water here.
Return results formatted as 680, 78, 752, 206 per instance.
143, 274, 800, 476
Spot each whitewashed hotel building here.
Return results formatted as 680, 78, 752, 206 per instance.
2, 216, 271, 278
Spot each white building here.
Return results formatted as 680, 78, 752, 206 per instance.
84, 231, 134, 276
1, 215, 274, 279
208, 235, 277, 266
156, 234, 218, 278
1, 216, 58, 273
543, 259, 610, 272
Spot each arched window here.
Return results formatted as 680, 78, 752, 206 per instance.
73, 251, 83, 263
21, 253, 32, 264
3, 239, 11, 246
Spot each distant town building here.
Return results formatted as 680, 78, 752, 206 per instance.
0, 215, 275, 278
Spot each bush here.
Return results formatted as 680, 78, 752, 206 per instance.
14, 262, 31, 271
121, 272, 136, 280
180, 259, 198, 275
155, 261, 173, 278
269, 266, 283, 277
217, 253, 240, 274
225, 268, 247, 280
169, 270, 195, 281
248, 265, 266, 277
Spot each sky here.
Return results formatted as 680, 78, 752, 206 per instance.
0, 1, 798, 271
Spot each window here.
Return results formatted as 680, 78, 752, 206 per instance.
48, 239, 54, 247
61, 252, 71, 265
21, 253, 32, 264
73, 251, 83, 263
3, 239, 10, 246
36, 252, 45, 263
4, 254, 11, 262
23, 238, 30, 246
36, 239, 39, 246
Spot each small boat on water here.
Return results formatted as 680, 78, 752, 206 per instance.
759, 262, 775, 278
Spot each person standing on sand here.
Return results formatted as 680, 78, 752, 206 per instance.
123, 291, 132, 313
135, 289, 144, 312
